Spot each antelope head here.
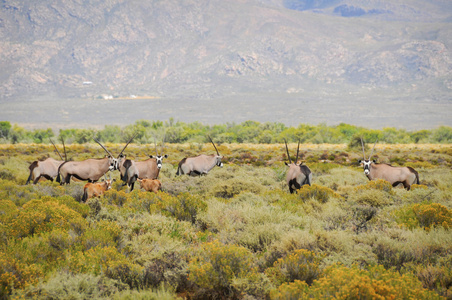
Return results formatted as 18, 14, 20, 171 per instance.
359, 138, 377, 175
150, 138, 168, 170
208, 136, 223, 168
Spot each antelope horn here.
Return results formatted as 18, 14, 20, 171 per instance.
208, 135, 220, 156
295, 140, 300, 164
360, 137, 366, 160
94, 137, 113, 157
49, 138, 64, 161
61, 136, 67, 161
118, 133, 137, 158
369, 140, 378, 161
284, 139, 292, 164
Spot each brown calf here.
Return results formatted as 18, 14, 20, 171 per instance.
82, 178, 115, 202
137, 178, 162, 193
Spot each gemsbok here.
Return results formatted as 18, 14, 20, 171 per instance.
26, 138, 67, 184
133, 140, 168, 180
57, 138, 118, 185
81, 176, 115, 202
284, 139, 312, 194
176, 136, 223, 176
116, 134, 139, 191
359, 139, 419, 190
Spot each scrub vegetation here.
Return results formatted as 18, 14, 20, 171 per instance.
0, 123, 451, 299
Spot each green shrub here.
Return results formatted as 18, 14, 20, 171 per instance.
209, 177, 265, 198
266, 249, 324, 285
394, 202, 452, 231
82, 220, 123, 250
188, 240, 269, 299
271, 264, 443, 299
12, 272, 129, 300
296, 184, 341, 203
4, 199, 88, 239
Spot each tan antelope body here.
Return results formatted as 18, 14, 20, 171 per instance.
176, 137, 223, 176
82, 178, 115, 202
135, 154, 168, 179
58, 157, 116, 184
57, 138, 118, 185
26, 138, 67, 185
26, 157, 64, 184
359, 139, 419, 190
284, 140, 312, 194
137, 178, 161, 193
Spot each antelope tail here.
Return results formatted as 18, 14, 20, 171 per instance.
56, 172, 61, 183
26, 161, 38, 185
176, 158, 187, 176
407, 166, 420, 185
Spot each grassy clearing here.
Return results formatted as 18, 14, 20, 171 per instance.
0, 143, 451, 299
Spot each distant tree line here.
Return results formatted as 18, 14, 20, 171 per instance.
0, 119, 451, 144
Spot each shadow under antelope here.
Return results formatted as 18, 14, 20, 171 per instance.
359, 139, 419, 190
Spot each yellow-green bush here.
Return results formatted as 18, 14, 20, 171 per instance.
394, 202, 452, 231
4, 199, 88, 239
188, 240, 268, 298
266, 249, 324, 285
355, 179, 394, 194
0, 255, 43, 297
271, 264, 444, 299
82, 220, 123, 250
296, 184, 341, 203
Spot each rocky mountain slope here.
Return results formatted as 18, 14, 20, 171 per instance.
1, 0, 451, 101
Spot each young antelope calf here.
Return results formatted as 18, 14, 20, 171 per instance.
137, 178, 162, 193
82, 178, 115, 202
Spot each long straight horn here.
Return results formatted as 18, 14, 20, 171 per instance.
61, 136, 67, 161
49, 138, 64, 160
154, 138, 159, 156
94, 138, 113, 157
118, 133, 137, 158
295, 140, 300, 164
284, 139, 292, 164
360, 137, 366, 160
208, 135, 220, 156
369, 140, 378, 161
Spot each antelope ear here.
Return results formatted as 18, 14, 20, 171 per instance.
112, 178, 116, 182
164, 154, 168, 158
373, 159, 377, 163
358, 160, 362, 164
149, 155, 154, 158
285, 162, 289, 166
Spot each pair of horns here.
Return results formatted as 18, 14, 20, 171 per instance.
360, 138, 377, 161
284, 139, 300, 164
154, 135, 166, 156
208, 135, 220, 156
49, 137, 67, 161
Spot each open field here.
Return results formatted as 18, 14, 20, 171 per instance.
0, 143, 451, 299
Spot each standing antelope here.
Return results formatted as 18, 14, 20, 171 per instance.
176, 136, 223, 176
131, 140, 168, 180
26, 138, 67, 184
359, 139, 419, 190
116, 134, 139, 191
82, 176, 115, 202
284, 140, 312, 194
57, 138, 118, 185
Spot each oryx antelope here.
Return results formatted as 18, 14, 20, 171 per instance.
176, 136, 223, 176
81, 176, 115, 202
284, 140, 312, 194
359, 139, 419, 190
132, 140, 168, 180
137, 178, 162, 193
26, 138, 67, 184
57, 138, 117, 185
116, 135, 139, 191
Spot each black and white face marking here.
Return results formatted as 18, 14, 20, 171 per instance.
108, 156, 118, 171
150, 154, 168, 169
216, 156, 223, 167
360, 159, 372, 175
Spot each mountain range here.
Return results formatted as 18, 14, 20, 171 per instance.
1, 0, 451, 129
